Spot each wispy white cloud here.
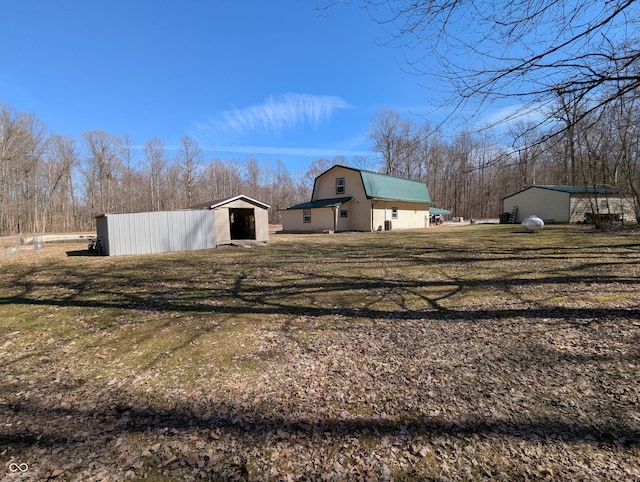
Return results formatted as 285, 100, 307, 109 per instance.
200, 92, 350, 138
478, 103, 548, 131
213, 144, 373, 159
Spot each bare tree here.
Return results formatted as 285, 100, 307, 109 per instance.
328, 0, 640, 129
82, 130, 122, 215
176, 136, 205, 207
121, 133, 137, 213
262, 159, 296, 223
0, 103, 24, 234
367, 108, 412, 175
243, 155, 263, 201
553, 89, 589, 185
508, 120, 544, 188
143, 137, 166, 211
0, 109, 50, 234
40, 135, 77, 232
612, 88, 640, 221
206, 158, 243, 200
21, 113, 49, 233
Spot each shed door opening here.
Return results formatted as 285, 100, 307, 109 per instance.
229, 208, 256, 240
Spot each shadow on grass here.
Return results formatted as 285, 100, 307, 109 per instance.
65, 249, 94, 257
3, 392, 638, 453
2, 229, 640, 478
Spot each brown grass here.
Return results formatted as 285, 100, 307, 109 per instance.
1, 224, 639, 480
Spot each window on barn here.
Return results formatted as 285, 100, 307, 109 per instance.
303, 209, 311, 223
336, 177, 345, 195
340, 209, 348, 218
391, 207, 398, 219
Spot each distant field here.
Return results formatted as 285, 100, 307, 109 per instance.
1, 224, 639, 480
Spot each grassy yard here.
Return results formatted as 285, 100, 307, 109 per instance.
1, 224, 639, 480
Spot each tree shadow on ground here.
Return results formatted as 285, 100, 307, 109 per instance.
3, 391, 638, 451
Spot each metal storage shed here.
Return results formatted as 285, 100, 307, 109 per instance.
502, 185, 632, 223
189, 195, 270, 245
95, 210, 215, 256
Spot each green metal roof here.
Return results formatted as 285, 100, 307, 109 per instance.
358, 169, 432, 203
282, 165, 432, 212
505, 185, 621, 199
535, 185, 620, 194
280, 197, 352, 211
430, 207, 451, 215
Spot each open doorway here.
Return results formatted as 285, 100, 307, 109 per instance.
229, 208, 256, 240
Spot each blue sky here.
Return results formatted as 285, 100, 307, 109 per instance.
0, 1, 497, 173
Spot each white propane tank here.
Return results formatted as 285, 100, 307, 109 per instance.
522, 215, 544, 232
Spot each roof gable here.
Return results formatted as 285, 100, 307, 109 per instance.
189, 195, 270, 210
316, 165, 431, 204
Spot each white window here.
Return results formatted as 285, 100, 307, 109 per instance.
391, 207, 398, 219
303, 209, 311, 223
336, 177, 345, 195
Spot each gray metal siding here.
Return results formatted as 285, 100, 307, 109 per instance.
97, 210, 215, 256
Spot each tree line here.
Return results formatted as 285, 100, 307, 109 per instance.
4, 1, 639, 236
0, 102, 315, 235
1, 84, 639, 236
367, 84, 640, 223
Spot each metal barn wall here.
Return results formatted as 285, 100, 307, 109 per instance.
570, 194, 636, 223
503, 188, 569, 223
96, 210, 215, 256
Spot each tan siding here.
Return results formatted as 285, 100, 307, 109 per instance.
214, 208, 231, 244
222, 199, 262, 210
504, 187, 636, 224
212, 198, 270, 244
280, 210, 306, 232
281, 208, 335, 232
570, 194, 635, 223
335, 203, 352, 231
372, 202, 430, 230
570, 195, 592, 222
286, 167, 431, 232
313, 167, 366, 201
348, 199, 373, 231
503, 188, 570, 223
311, 167, 370, 231
254, 207, 269, 242
613, 198, 637, 222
